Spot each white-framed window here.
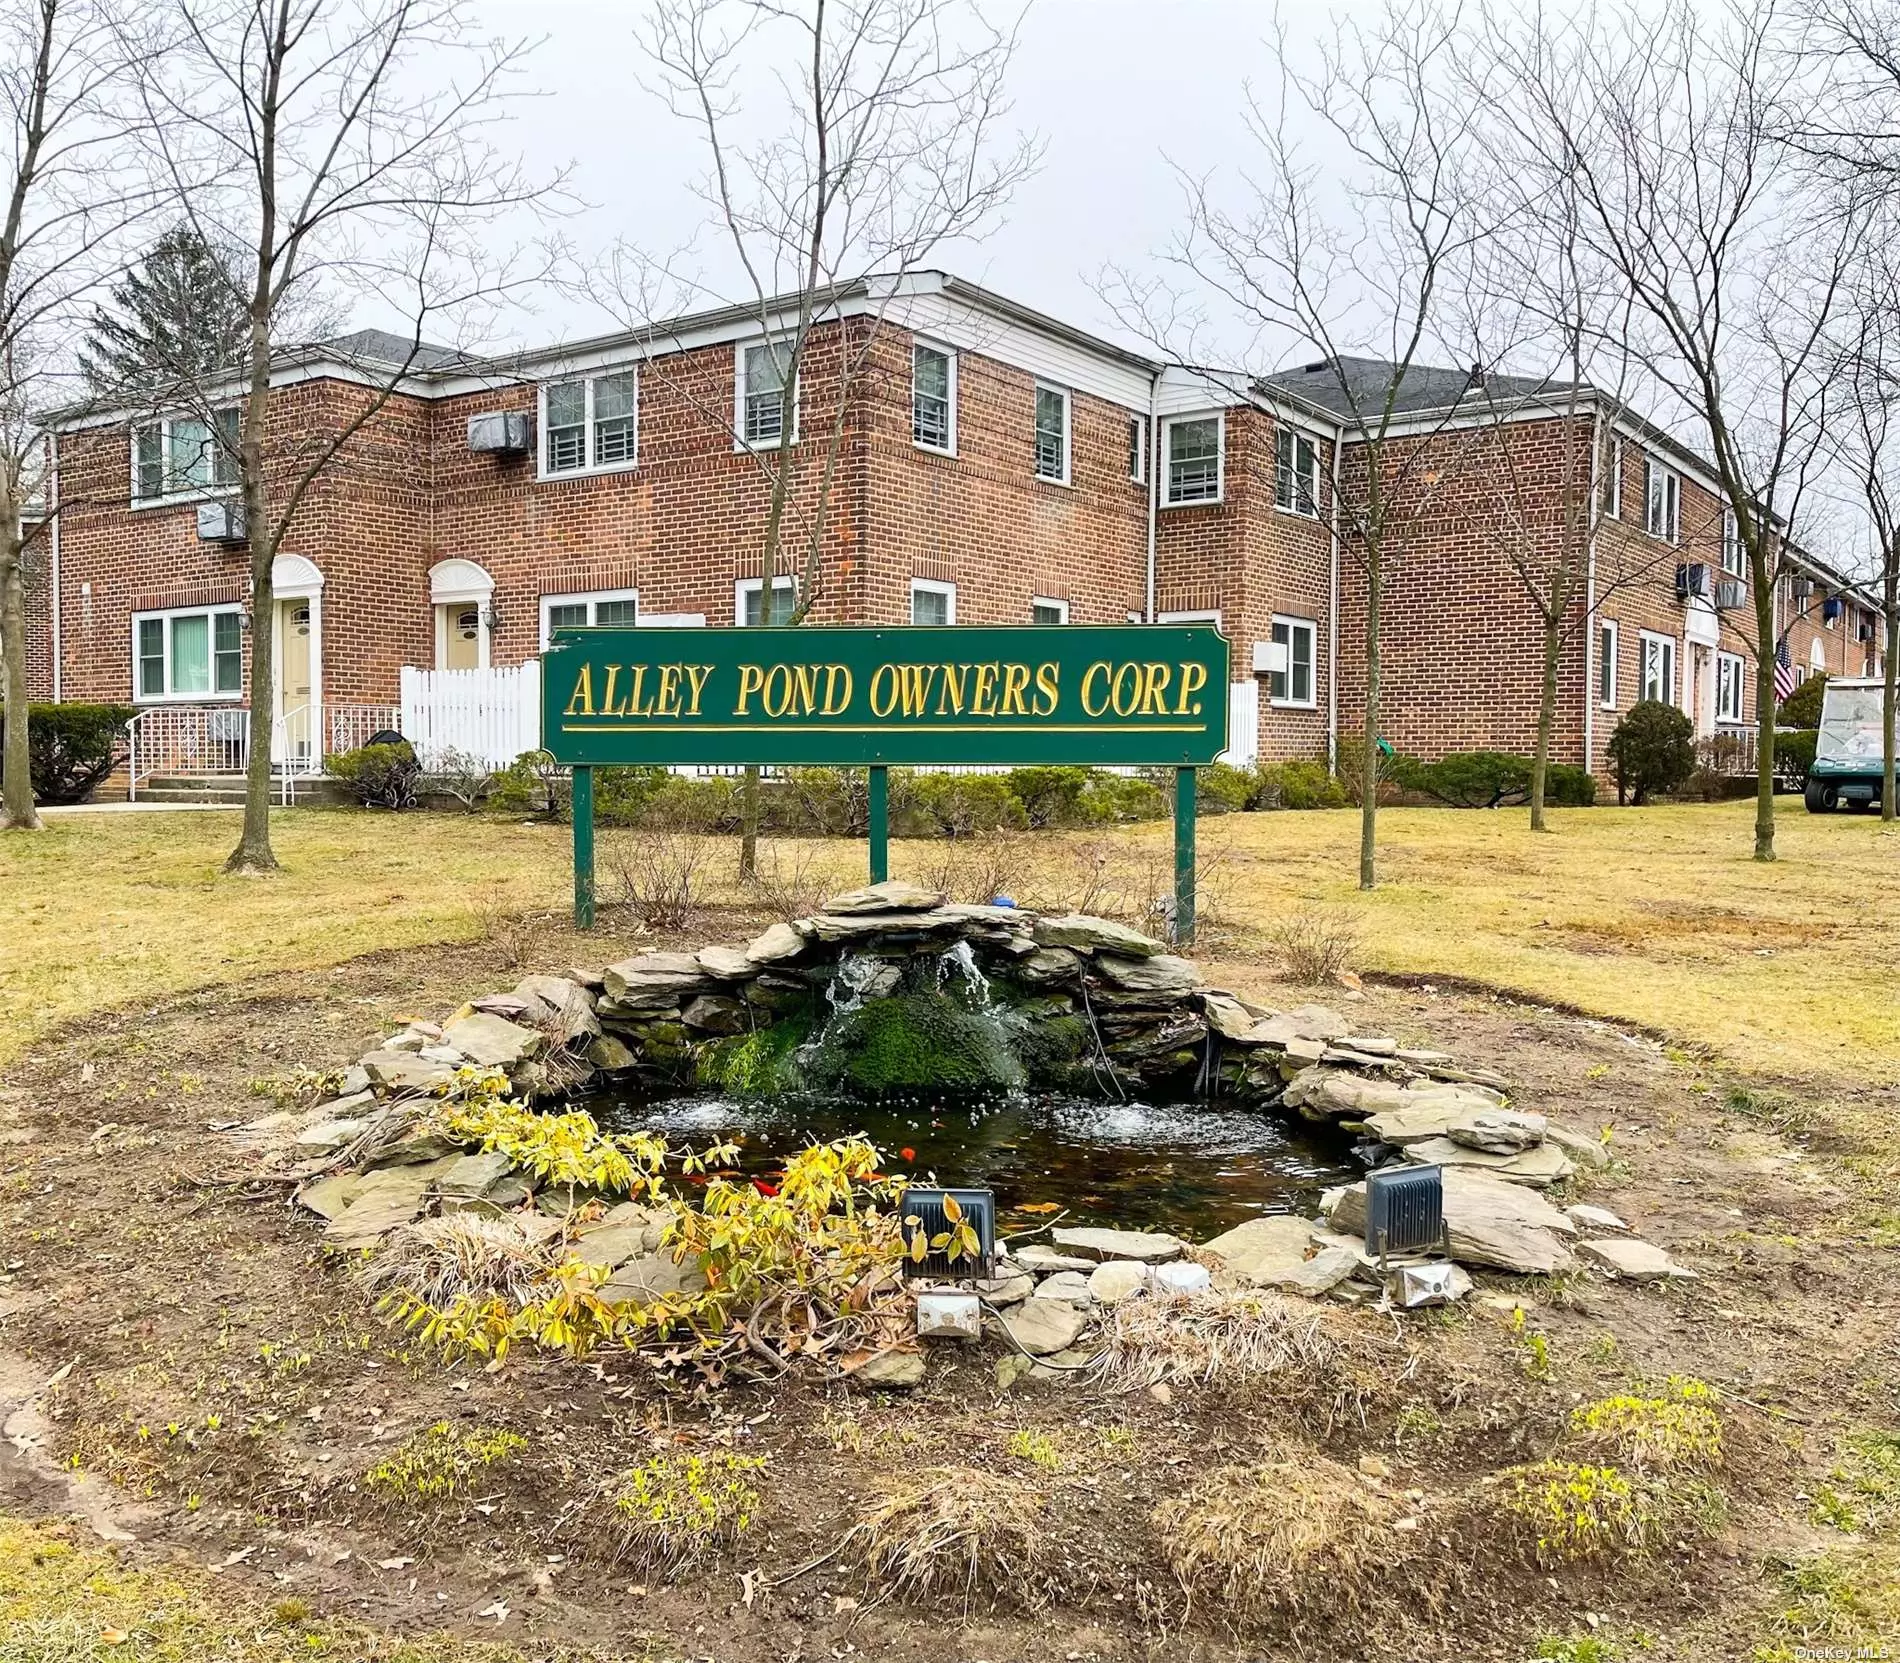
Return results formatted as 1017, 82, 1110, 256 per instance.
737, 339, 797, 448
735, 575, 797, 626
1721, 509, 1744, 577
1031, 596, 1069, 625
1268, 615, 1316, 707
1033, 384, 1069, 483
540, 588, 640, 647
1163, 414, 1223, 506
1127, 416, 1146, 483
1716, 650, 1745, 723
541, 369, 638, 476
1639, 630, 1677, 704
1600, 436, 1622, 518
910, 578, 956, 626
1598, 619, 1618, 709
1158, 608, 1221, 626
132, 408, 240, 503
1644, 457, 1680, 542
132, 604, 243, 701
911, 342, 955, 453
1275, 426, 1320, 516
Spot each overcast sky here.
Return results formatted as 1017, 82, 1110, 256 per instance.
460, 0, 1368, 361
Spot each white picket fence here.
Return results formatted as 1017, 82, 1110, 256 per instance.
399, 661, 542, 769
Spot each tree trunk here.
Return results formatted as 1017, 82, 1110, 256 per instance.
1884, 556, 1898, 824
0, 516, 40, 831
1529, 608, 1561, 833
226, 304, 279, 874
1359, 549, 1380, 891
1752, 589, 1776, 864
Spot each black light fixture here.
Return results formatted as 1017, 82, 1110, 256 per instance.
1363, 1165, 1447, 1266
899, 1186, 996, 1280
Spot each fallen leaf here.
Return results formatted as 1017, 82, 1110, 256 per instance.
477, 1600, 509, 1623
1014, 1201, 1061, 1215
377, 1557, 414, 1570
100, 1628, 128, 1646
43, 1360, 74, 1389
216, 1547, 256, 1569
1336, 970, 1364, 990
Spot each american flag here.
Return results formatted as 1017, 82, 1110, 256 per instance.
1773, 637, 1798, 703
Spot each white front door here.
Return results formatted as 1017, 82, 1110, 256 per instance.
278, 599, 316, 759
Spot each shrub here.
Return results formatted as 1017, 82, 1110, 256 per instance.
594, 764, 673, 826
430, 746, 495, 812
1268, 904, 1361, 983
1256, 758, 1348, 810
1777, 728, 1817, 790
362, 1421, 526, 1501
1196, 761, 1258, 814
846, 1466, 1057, 1609
1496, 1460, 1677, 1565
606, 825, 716, 930
1778, 671, 1827, 729
1606, 701, 1695, 805
903, 770, 1027, 836
1333, 736, 1404, 806
1398, 750, 1598, 809
488, 748, 569, 820
633, 773, 738, 832
1076, 771, 1166, 823
777, 765, 868, 834
1569, 1378, 1723, 1471
0, 702, 135, 805
609, 1451, 765, 1575
1005, 764, 1093, 827
325, 740, 420, 810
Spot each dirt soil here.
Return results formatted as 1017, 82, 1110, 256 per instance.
2, 915, 1895, 1661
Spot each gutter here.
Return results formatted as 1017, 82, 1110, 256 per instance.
49, 434, 60, 703
1583, 410, 1600, 771
1146, 370, 1160, 623
1328, 424, 1342, 769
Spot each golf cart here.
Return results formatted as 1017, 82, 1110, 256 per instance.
1805, 676, 1889, 813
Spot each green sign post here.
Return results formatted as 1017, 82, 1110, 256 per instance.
540, 624, 1230, 941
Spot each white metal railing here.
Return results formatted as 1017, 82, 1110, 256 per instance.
125, 702, 401, 803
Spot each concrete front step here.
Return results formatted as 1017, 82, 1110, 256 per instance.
136, 775, 344, 806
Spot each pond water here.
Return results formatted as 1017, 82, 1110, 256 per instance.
583, 1088, 1362, 1236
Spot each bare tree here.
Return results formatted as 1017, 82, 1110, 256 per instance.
620, 0, 1039, 879
1505, 0, 1862, 862
1107, 0, 1499, 890
0, 0, 157, 832
138, 0, 553, 873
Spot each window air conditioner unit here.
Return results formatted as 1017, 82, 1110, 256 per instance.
1859, 622, 1877, 643
1252, 640, 1290, 676
1791, 577, 1813, 600
1715, 579, 1746, 611
196, 499, 246, 543
1823, 596, 1845, 623
467, 411, 533, 454
1675, 562, 1709, 600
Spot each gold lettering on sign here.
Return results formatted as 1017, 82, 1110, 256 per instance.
684, 664, 713, 716
735, 664, 766, 716
1176, 661, 1207, 716
1080, 661, 1111, 716
563, 663, 595, 717
1033, 662, 1059, 716
821, 664, 852, 715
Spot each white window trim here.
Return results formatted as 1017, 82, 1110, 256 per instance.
1598, 619, 1619, 709
538, 368, 639, 480
1638, 629, 1677, 705
733, 574, 798, 626
1267, 614, 1317, 708
539, 587, 641, 649
1644, 458, 1680, 544
1033, 382, 1071, 486
1128, 415, 1146, 484
911, 340, 957, 457
1161, 412, 1225, 508
910, 577, 957, 625
1601, 437, 1623, 520
1031, 595, 1070, 625
1721, 509, 1744, 578
1158, 608, 1221, 626
735, 338, 799, 452
130, 409, 240, 509
130, 602, 245, 704
1274, 426, 1322, 519
1716, 649, 1746, 724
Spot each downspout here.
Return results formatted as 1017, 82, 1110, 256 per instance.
1327, 418, 1342, 770
1145, 368, 1160, 623
49, 432, 60, 704
1583, 404, 1601, 771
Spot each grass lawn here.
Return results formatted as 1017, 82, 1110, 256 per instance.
2, 798, 1894, 1079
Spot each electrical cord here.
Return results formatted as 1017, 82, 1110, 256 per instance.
977, 1295, 1099, 1372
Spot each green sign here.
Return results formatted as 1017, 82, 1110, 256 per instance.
540, 625, 1230, 767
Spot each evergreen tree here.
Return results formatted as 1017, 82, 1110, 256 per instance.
81, 226, 249, 395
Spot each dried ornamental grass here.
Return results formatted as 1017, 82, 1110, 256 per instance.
846, 1466, 1059, 1610
1153, 1452, 1419, 1622
358, 1212, 563, 1309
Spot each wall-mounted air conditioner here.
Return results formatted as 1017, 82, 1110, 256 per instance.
1823, 596, 1845, 623
1715, 579, 1746, 611
468, 411, 533, 454
1675, 562, 1709, 601
196, 499, 246, 543
1791, 577, 1813, 600
1252, 640, 1289, 676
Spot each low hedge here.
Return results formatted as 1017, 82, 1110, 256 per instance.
325, 740, 421, 810
1394, 749, 1596, 809
0, 702, 136, 804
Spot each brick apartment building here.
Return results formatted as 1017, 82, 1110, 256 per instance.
22, 269, 1883, 789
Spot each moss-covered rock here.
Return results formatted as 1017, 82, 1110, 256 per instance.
808, 993, 1024, 1100
695, 1014, 811, 1100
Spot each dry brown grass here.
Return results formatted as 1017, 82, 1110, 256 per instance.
358, 1213, 562, 1308
1153, 1449, 1423, 1623
1090, 1291, 1391, 1428
845, 1466, 1060, 1610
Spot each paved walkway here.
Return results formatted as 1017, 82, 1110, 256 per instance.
36, 801, 241, 815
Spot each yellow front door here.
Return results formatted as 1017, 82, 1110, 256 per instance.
279, 600, 314, 758
442, 604, 482, 670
